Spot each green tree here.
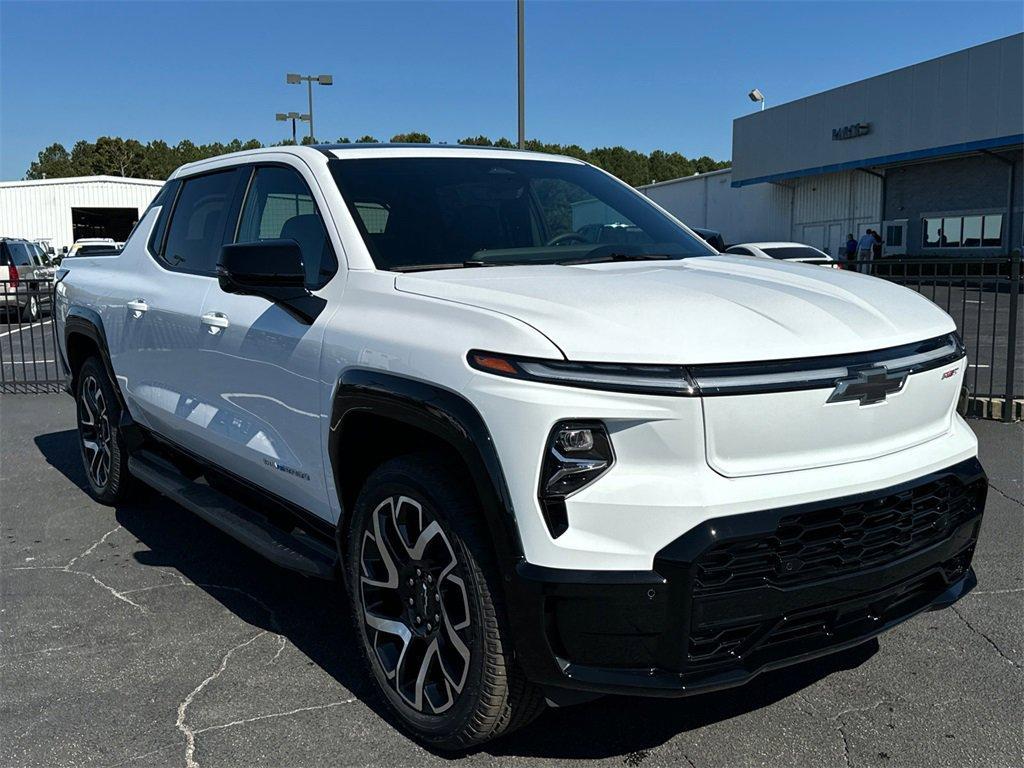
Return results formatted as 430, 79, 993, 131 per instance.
25, 143, 74, 179
390, 132, 431, 143
356, 135, 379, 143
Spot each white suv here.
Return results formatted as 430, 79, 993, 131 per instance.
54, 145, 987, 749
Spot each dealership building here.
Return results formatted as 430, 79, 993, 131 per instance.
641, 33, 1023, 257
0, 175, 163, 253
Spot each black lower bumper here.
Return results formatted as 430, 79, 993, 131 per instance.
506, 457, 987, 698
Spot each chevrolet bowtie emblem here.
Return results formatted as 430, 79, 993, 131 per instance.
827, 366, 907, 406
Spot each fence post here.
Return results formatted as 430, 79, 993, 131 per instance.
1004, 248, 1021, 422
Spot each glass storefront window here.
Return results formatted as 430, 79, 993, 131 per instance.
961, 216, 982, 247
982, 215, 1002, 247
941, 217, 961, 247
923, 218, 942, 248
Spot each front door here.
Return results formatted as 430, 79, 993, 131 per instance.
193, 163, 339, 520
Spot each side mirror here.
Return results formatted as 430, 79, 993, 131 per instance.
217, 240, 306, 296
217, 240, 326, 324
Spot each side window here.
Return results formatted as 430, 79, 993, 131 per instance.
729, 246, 751, 256
160, 171, 238, 274
236, 166, 338, 288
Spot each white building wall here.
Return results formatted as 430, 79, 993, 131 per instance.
788, 169, 882, 257
639, 169, 791, 247
0, 176, 163, 251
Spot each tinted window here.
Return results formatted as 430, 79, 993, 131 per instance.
161, 171, 238, 274
236, 166, 337, 288
727, 246, 751, 256
329, 157, 711, 271
6, 242, 33, 266
763, 246, 828, 260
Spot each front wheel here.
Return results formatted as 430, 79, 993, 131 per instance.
347, 455, 544, 750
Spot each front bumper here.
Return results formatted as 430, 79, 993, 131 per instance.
506, 457, 986, 697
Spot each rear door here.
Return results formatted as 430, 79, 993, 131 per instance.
113, 168, 247, 442
192, 162, 338, 519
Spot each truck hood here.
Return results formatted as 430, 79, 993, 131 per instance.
395, 256, 955, 364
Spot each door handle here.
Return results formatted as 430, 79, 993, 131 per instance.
201, 311, 230, 333
127, 299, 148, 317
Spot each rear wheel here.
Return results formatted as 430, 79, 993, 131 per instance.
347, 455, 544, 750
76, 356, 132, 504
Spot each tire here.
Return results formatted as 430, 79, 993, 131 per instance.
346, 454, 545, 750
20, 294, 39, 322
76, 356, 132, 504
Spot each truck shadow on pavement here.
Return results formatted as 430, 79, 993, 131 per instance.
35, 428, 878, 761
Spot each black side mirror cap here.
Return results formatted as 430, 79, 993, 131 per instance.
218, 239, 307, 294
217, 239, 325, 325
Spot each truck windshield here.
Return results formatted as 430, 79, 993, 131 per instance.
329, 156, 713, 272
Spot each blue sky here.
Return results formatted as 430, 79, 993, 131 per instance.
1, 1, 1021, 179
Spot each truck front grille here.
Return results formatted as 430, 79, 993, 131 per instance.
693, 474, 985, 596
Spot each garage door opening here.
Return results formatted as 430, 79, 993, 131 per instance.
71, 207, 139, 242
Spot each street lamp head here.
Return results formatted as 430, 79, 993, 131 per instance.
318, 75, 333, 85
276, 113, 288, 121
748, 88, 765, 103
286, 73, 301, 84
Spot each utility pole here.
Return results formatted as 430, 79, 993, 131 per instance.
517, 0, 525, 149
286, 73, 333, 142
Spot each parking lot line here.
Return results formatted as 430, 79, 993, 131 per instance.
0, 319, 52, 338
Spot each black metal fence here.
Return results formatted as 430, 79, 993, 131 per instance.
0, 279, 63, 394
837, 252, 1022, 420
0, 255, 1020, 418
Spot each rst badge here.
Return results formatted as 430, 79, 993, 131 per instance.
942, 367, 960, 380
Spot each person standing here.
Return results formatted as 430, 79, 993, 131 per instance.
871, 229, 884, 268
844, 233, 858, 270
857, 229, 875, 273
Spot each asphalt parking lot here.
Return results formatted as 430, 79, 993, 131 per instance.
1, 395, 1021, 768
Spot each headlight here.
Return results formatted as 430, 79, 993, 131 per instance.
467, 350, 697, 396
536, 420, 614, 538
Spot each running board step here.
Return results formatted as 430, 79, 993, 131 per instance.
128, 451, 336, 579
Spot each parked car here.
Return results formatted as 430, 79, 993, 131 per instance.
1, 237, 54, 320
65, 237, 119, 258
726, 241, 836, 266
55, 145, 985, 750
691, 226, 726, 252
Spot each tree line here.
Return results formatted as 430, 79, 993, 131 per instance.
24, 134, 728, 187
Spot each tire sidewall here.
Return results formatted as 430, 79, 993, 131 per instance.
76, 357, 128, 503
346, 461, 493, 744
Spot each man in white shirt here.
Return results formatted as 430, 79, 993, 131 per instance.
857, 230, 875, 273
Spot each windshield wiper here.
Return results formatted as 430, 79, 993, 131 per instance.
554, 252, 675, 266
390, 262, 492, 273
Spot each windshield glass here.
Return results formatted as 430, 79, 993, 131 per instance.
329, 157, 713, 271
763, 246, 829, 260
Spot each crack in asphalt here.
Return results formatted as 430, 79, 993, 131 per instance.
987, 481, 1024, 510
951, 604, 1022, 672
176, 630, 268, 768
192, 698, 358, 736
9, 524, 145, 611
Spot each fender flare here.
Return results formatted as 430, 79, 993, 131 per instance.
63, 307, 118, 399
328, 369, 526, 572
63, 307, 140, 444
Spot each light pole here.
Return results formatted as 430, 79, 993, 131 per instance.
517, 0, 525, 149
286, 73, 333, 142
276, 111, 310, 144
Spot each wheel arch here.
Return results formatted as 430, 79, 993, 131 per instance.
329, 369, 525, 574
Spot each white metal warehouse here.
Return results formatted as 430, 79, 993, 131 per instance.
0, 175, 163, 253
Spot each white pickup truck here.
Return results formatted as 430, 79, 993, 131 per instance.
55, 144, 987, 749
